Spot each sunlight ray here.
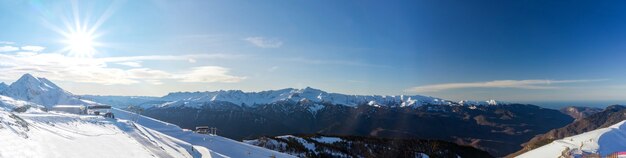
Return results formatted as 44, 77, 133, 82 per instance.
89, 1, 122, 35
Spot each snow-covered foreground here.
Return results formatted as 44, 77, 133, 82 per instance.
0, 110, 204, 158
112, 108, 295, 158
0, 107, 292, 158
517, 120, 626, 158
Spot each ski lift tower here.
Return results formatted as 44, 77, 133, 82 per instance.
210, 127, 217, 135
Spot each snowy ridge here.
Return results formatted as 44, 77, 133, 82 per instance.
160, 87, 455, 108
457, 99, 502, 106
517, 120, 626, 158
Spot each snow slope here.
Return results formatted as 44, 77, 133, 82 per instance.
112, 108, 295, 158
0, 95, 42, 111
0, 109, 209, 158
517, 120, 626, 158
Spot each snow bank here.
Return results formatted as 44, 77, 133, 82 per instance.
518, 120, 626, 157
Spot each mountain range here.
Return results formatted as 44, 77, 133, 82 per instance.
85, 87, 505, 110
559, 106, 604, 120
80, 81, 573, 157
7, 73, 625, 157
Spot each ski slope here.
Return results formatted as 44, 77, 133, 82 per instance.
517, 120, 626, 157
0, 110, 206, 158
112, 108, 295, 158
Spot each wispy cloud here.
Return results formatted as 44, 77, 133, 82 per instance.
126, 68, 172, 79
0, 46, 19, 52
99, 54, 239, 63
0, 41, 15, 45
15, 52, 38, 56
179, 66, 246, 83
267, 66, 279, 72
244, 37, 283, 48
406, 79, 604, 93
347, 80, 366, 83
20, 46, 46, 52
116, 61, 142, 67
285, 57, 388, 68
0, 47, 245, 85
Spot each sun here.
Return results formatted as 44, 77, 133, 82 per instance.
62, 28, 97, 58
50, 1, 112, 58
65, 30, 95, 56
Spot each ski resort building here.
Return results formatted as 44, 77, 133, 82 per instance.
195, 126, 217, 135
196, 126, 210, 134
87, 105, 112, 115
49, 105, 114, 118
51, 105, 87, 114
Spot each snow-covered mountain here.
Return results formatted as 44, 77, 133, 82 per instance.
0, 74, 92, 108
161, 87, 452, 108
151, 87, 503, 109
0, 82, 8, 91
0, 73, 531, 157
517, 120, 626, 158
560, 106, 603, 120
458, 99, 501, 106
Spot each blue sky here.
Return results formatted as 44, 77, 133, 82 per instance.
0, 0, 626, 102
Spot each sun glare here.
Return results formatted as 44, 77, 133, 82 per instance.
65, 30, 95, 57
50, 0, 112, 58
